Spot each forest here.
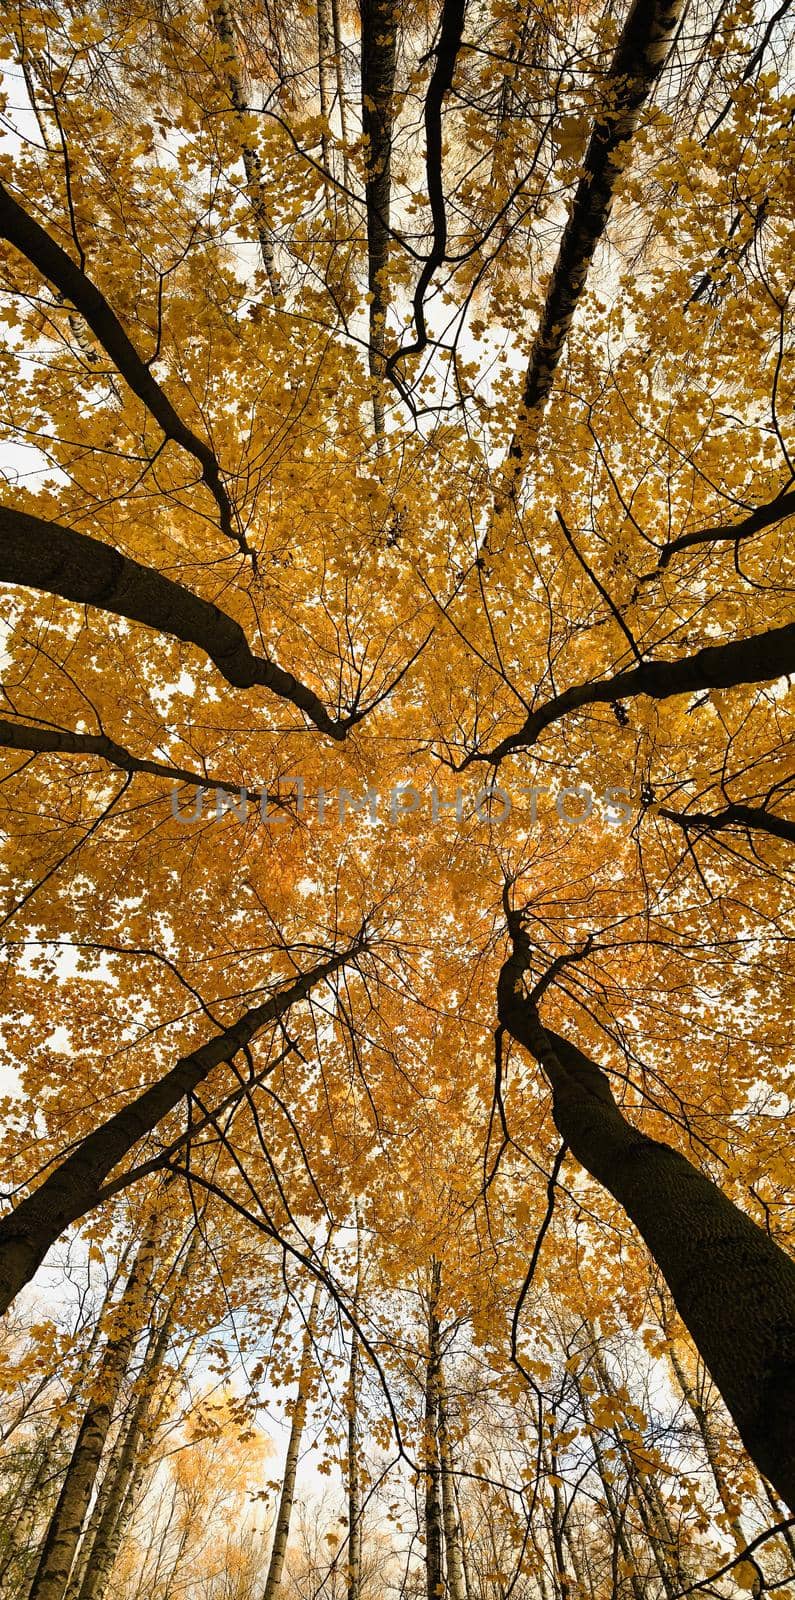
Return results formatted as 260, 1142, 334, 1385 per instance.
0, 0, 793, 1595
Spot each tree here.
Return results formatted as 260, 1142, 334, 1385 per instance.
0, 0, 793, 1590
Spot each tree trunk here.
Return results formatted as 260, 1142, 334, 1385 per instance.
424, 1259, 445, 1600
498, 947, 795, 1508
26, 1209, 160, 1600
474, 619, 795, 765
71, 1230, 200, 1600
0, 503, 348, 738
347, 1215, 364, 1600
261, 1271, 326, 1600
437, 1367, 467, 1600
359, 0, 397, 443
330, 0, 352, 194
499, 0, 683, 504
211, 3, 283, 297
0, 938, 363, 1315
0, 1247, 133, 1593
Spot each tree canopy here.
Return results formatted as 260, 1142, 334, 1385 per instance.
0, 0, 793, 1594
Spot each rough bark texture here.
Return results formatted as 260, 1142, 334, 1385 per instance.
498, 933, 795, 1508
471, 619, 795, 765
500, 0, 683, 502
0, 940, 363, 1315
424, 1260, 445, 1600
72, 1233, 198, 1600
212, 0, 282, 299
262, 1274, 325, 1600
26, 1215, 159, 1600
0, 1251, 131, 1594
0, 505, 349, 739
0, 182, 241, 549
438, 1367, 467, 1600
360, 0, 397, 440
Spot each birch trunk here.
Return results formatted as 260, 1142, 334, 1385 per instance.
72, 1231, 200, 1600
26, 1210, 160, 1600
261, 1272, 326, 1600
437, 1367, 467, 1600
347, 1216, 364, 1600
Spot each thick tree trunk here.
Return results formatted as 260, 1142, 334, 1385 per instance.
424, 1259, 445, 1600
0, 939, 363, 1316
212, 0, 282, 299
0, 504, 348, 738
472, 619, 795, 765
26, 1211, 159, 1600
437, 1368, 467, 1600
261, 1272, 326, 1600
359, 0, 397, 442
498, 940, 795, 1507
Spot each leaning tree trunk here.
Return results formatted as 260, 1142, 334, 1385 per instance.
0, 941, 360, 1316
498, 932, 795, 1508
26, 1209, 160, 1600
71, 1229, 200, 1600
261, 1271, 326, 1600
0, 1244, 133, 1595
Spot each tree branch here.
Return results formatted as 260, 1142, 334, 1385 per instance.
0, 504, 353, 739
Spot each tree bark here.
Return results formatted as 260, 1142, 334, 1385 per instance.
71, 1231, 200, 1600
261, 1271, 326, 1600
500, 0, 683, 504
438, 1367, 467, 1600
347, 1214, 364, 1600
0, 504, 348, 739
472, 619, 795, 765
26, 1210, 159, 1600
0, 938, 364, 1315
424, 1259, 445, 1600
0, 1249, 132, 1593
498, 933, 795, 1508
0, 182, 239, 549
